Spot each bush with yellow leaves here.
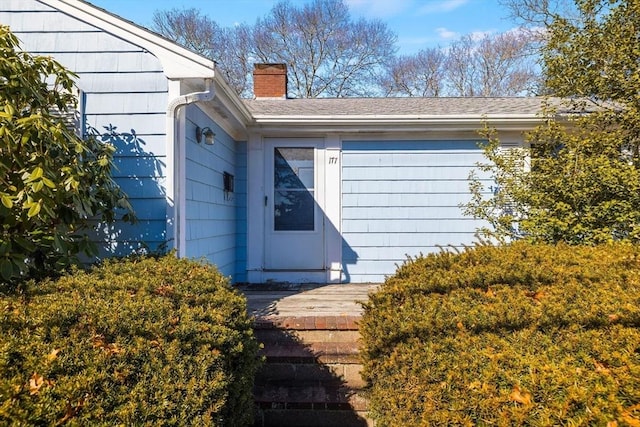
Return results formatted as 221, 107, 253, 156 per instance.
0, 255, 261, 426
360, 242, 640, 426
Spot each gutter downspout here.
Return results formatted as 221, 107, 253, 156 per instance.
167, 78, 215, 257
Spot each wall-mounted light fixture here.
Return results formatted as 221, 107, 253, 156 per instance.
195, 126, 215, 145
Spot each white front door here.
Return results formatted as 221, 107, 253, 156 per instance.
264, 138, 325, 270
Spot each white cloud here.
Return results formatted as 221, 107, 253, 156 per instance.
345, 0, 413, 19
418, 0, 469, 15
435, 27, 459, 40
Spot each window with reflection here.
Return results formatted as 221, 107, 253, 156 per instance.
274, 147, 314, 231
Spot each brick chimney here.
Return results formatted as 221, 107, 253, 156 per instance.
253, 63, 287, 99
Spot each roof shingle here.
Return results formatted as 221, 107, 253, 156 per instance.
244, 97, 554, 117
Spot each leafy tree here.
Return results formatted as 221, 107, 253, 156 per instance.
0, 26, 134, 283
463, 0, 640, 244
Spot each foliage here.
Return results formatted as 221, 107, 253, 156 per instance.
541, 0, 640, 103
463, 114, 640, 244
0, 26, 134, 284
464, 0, 640, 244
360, 242, 640, 426
0, 255, 261, 426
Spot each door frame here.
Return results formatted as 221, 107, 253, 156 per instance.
246, 134, 343, 284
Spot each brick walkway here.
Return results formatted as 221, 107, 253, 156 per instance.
241, 284, 380, 426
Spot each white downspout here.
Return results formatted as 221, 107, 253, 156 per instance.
167, 78, 215, 257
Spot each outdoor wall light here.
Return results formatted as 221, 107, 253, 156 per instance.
195, 126, 215, 145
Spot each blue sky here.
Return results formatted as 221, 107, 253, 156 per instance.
88, 0, 516, 54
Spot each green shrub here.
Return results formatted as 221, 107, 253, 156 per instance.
0, 26, 134, 284
360, 242, 640, 426
0, 255, 261, 426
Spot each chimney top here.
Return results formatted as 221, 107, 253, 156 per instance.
253, 63, 288, 99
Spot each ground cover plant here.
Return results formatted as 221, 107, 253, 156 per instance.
360, 243, 640, 426
0, 255, 260, 426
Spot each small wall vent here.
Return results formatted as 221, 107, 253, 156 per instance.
223, 171, 234, 200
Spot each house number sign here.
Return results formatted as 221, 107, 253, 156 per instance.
328, 156, 339, 164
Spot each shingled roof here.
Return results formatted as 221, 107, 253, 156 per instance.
244, 97, 556, 118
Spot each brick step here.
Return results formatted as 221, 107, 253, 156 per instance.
256, 362, 366, 389
254, 408, 371, 427
259, 341, 360, 364
254, 315, 360, 331
252, 314, 371, 426
254, 328, 361, 344
254, 385, 368, 411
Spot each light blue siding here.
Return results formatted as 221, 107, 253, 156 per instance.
341, 139, 489, 283
1, 0, 169, 255
184, 105, 241, 281
234, 141, 248, 283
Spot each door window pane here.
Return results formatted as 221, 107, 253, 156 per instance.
274, 147, 314, 231
274, 148, 314, 189
274, 190, 314, 231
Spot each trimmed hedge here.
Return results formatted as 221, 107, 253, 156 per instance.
360, 243, 640, 426
0, 255, 261, 426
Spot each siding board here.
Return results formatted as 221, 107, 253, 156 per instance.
341, 139, 490, 282
76, 72, 167, 93
38, 52, 163, 73
3, 1, 53, 11
2, 11, 102, 31
342, 165, 490, 181
84, 92, 168, 115
235, 141, 248, 283
342, 179, 491, 194
184, 105, 241, 280
10, 31, 142, 52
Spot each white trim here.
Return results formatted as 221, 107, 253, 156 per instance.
166, 79, 215, 257
175, 109, 187, 254
324, 134, 342, 283
165, 80, 181, 253
337, 129, 527, 142
251, 113, 539, 122
252, 271, 329, 284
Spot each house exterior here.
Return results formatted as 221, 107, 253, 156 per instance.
1, 0, 547, 284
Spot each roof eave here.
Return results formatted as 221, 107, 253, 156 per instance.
42, 0, 216, 79
248, 114, 545, 133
